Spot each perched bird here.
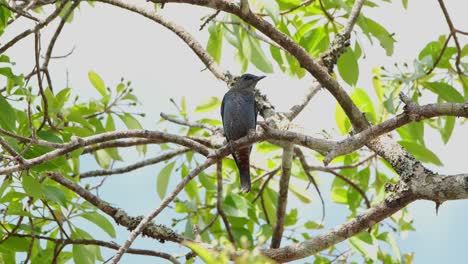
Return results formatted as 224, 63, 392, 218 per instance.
221, 73, 265, 193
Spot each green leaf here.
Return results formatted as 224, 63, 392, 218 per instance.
81, 212, 116, 238
224, 193, 251, 218
118, 113, 142, 130
402, 0, 408, 9
440, 116, 455, 144
195, 97, 221, 113
351, 88, 377, 123
284, 208, 298, 226
337, 48, 359, 86
365, 17, 395, 56
242, 35, 273, 73
88, 71, 106, 96
289, 181, 311, 203
331, 179, 348, 204
157, 162, 176, 199
372, 68, 384, 102
22, 175, 43, 198
0, 237, 29, 252
378, 232, 401, 260
94, 149, 112, 169
116, 83, 125, 93
424, 82, 464, 103
397, 121, 424, 145
43, 185, 68, 207
304, 221, 324, 229
349, 232, 378, 260
207, 23, 223, 63
72, 244, 95, 264
0, 95, 16, 131
185, 242, 220, 263
398, 141, 443, 166
335, 104, 351, 135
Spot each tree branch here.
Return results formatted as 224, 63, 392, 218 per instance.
45, 171, 188, 243
271, 144, 293, 248
325, 95, 468, 164
11, 234, 181, 264
262, 191, 416, 262
216, 161, 236, 246
79, 148, 189, 178
109, 158, 216, 263
0, 0, 68, 54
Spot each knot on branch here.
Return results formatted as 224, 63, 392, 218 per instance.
320, 34, 351, 72
399, 92, 422, 121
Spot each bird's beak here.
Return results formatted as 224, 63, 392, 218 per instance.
255, 75, 266, 82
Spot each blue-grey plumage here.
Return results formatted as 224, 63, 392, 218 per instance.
221, 74, 265, 193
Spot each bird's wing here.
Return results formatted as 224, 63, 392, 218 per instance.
253, 94, 258, 125
221, 93, 230, 141
221, 94, 225, 122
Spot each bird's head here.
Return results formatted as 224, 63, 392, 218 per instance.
232, 73, 266, 90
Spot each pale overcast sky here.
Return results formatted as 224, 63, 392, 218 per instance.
3, 0, 468, 263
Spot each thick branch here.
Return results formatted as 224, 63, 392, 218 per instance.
262, 192, 416, 262
45, 172, 188, 243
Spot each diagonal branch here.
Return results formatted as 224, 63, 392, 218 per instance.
284, 83, 321, 121
45, 171, 188, 243
109, 158, 216, 263
262, 191, 416, 262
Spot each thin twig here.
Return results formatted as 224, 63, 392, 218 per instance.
271, 144, 293, 248
294, 147, 325, 223
252, 168, 279, 203
0, 0, 69, 54
12, 234, 181, 263
160, 112, 217, 132
426, 34, 452, 75
437, 0, 465, 76
79, 148, 189, 178
257, 0, 316, 16
199, 10, 220, 31
218, 20, 282, 49
216, 161, 236, 246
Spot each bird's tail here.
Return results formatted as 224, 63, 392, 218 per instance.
233, 146, 252, 193
239, 169, 251, 193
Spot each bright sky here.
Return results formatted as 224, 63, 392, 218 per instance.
4, 0, 468, 263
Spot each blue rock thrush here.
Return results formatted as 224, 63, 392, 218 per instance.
221, 73, 265, 193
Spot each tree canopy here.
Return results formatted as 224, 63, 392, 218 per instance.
0, 0, 467, 263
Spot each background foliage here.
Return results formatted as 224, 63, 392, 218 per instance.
0, 0, 466, 263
